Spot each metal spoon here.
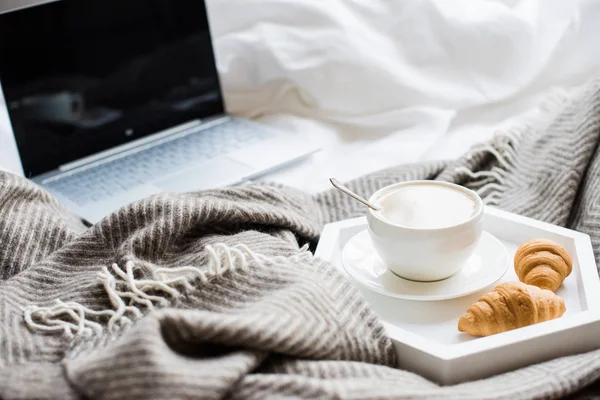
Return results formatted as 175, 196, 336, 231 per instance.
329, 178, 383, 211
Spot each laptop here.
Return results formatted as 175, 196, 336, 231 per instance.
0, 0, 318, 223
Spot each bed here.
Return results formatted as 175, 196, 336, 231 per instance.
3, 2, 600, 398
1, 0, 600, 194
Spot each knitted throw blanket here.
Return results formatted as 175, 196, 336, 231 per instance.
3, 79, 600, 399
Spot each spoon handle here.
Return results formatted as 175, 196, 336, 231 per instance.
329, 178, 382, 211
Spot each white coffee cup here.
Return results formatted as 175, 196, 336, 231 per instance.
366, 180, 484, 282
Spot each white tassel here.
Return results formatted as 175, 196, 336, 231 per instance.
24, 243, 297, 338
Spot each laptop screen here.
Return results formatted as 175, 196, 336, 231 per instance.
0, 0, 224, 177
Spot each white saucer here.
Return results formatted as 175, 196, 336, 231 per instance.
341, 230, 508, 301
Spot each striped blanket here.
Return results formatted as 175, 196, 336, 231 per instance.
2, 78, 600, 399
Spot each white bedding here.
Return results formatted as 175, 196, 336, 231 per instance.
207, 0, 600, 192
1, 0, 600, 194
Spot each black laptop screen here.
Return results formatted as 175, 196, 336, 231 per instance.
0, 0, 224, 177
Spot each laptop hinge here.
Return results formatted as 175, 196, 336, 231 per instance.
58, 116, 229, 173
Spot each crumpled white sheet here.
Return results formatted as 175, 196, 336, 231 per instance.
207, 0, 600, 192
211, 0, 580, 120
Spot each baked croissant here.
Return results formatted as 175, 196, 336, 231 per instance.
458, 282, 566, 337
514, 239, 572, 292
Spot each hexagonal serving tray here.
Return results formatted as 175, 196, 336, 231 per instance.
315, 206, 600, 385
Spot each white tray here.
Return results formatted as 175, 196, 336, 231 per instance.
315, 206, 600, 385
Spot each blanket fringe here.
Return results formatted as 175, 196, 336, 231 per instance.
24, 243, 311, 338
456, 87, 574, 205
457, 135, 521, 206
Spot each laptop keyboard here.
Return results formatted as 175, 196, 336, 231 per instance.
44, 119, 273, 206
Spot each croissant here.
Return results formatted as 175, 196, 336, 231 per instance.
514, 239, 572, 292
458, 282, 565, 337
